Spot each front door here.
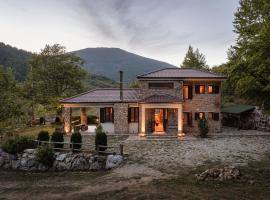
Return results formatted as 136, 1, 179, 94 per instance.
154, 109, 164, 132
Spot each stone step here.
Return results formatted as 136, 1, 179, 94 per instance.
146, 134, 178, 139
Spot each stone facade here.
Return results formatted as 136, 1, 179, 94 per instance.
64, 107, 72, 133
139, 80, 183, 99
114, 103, 129, 134
182, 81, 221, 134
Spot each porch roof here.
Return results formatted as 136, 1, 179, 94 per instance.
221, 104, 255, 114
60, 88, 139, 104
140, 94, 182, 103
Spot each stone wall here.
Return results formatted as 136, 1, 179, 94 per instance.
114, 103, 129, 134
138, 80, 183, 99
63, 107, 72, 133
182, 81, 222, 134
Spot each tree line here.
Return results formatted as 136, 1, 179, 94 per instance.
180, 0, 270, 110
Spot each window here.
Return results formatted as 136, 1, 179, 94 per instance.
183, 85, 193, 100
149, 82, 174, 89
128, 107, 139, 122
100, 107, 114, 122
208, 85, 220, 94
195, 112, 205, 120
213, 113, 219, 121
208, 112, 219, 121
195, 85, 205, 94
208, 112, 213, 120
183, 112, 192, 126
208, 85, 213, 94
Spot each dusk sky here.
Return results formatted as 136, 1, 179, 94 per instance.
0, 0, 239, 66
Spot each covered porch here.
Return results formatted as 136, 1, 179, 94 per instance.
139, 103, 183, 136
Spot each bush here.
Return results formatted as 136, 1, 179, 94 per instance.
95, 125, 107, 151
198, 118, 209, 138
1, 136, 36, 154
35, 145, 54, 166
1, 139, 17, 154
70, 131, 82, 151
51, 131, 64, 149
37, 131, 50, 143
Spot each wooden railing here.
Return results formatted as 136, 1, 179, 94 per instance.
34, 140, 123, 155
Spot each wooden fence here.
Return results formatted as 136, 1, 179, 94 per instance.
33, 140, 123, 155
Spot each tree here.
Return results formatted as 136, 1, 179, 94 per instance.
129, 80, 140, 88
27, 44, 87, 110
181, 45, 208, 69
224, 0, 270, 108
0, 66, 25, 130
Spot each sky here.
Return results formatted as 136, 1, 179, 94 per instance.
0, 0, 239, 67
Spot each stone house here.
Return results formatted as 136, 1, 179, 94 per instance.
60, 68, 226, 135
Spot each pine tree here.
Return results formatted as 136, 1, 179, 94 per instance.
181, 45, 208, 69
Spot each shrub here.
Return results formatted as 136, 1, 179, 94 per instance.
1, 139, 17, 154
198, 118, 209, 138
51, 131, 64, 149
37, 131, 50, 144
35, 145, 54, 166
16, 136, 36, 152
70, 131, 82, 151
1, 136, 36, 154
95, 125, 107, 151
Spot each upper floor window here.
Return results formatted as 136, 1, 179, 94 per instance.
209, 112, 219, 121
195, 85, 205, 94
208, 85, 220, 94
183, 85, 193, 100
148, 82, 174, 89
100, 107, 114, 123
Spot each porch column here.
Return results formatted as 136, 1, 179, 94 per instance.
177, 104, 183, 134
64, 107, 72, 134
80, 107, 87, 125
141, 105, 146, 133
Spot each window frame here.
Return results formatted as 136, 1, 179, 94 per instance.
195, 85, 205, 94
195, 112, 205, 120
100, 107, 114, 123
128, 107, 139, 123
148, 82, 174, 89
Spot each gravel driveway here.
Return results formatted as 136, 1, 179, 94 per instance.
123, 133, 270, 171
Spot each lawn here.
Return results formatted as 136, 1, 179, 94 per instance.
0, 158, 269, 200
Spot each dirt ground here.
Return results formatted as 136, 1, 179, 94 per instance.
1, 130, 270, 199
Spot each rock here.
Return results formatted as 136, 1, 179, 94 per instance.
38, 164, 48, 171
24, 149, 35, 154
11, 160, 20, 169
196, 166, 241, 181
56, 153, 67, 161
106, 155, 123, 169
71, 156, 89, 170
0, 156, 5, 167
20, 158, 28, 167
89, 156, 101, 171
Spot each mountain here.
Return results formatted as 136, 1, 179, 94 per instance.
0, 42, 32, 80
73, 47, 176, 82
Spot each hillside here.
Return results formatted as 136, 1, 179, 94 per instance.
73, 47, 176, 82
0, 42, 32, 80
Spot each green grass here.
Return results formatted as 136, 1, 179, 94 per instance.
0, 158, 270, 199
14, 125, 57, 137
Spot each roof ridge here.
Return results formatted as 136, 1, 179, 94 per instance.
137, 67, 179, 78
59, 88, 98, 102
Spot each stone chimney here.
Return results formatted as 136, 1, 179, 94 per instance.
119, 71, 123, 101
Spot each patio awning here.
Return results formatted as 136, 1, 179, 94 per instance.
221, 105, 255, 114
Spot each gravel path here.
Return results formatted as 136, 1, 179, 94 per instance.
123, 135, 270, 171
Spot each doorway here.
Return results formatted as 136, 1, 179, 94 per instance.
154, 109, 164, 132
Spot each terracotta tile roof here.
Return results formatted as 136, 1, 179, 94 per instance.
60, 88, 139, 103
140, 94, 182, 103
137, 68, 226, 79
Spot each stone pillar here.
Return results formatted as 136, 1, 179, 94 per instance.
177, 104, 183, 134
64, 107, 72, 134
141, 105, 146, 134
114, 103, 129, 134
80, 107, 87, 125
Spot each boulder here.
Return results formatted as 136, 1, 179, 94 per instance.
56, 153, 67, 161
0, 156, 5, 167
71, 156, 89, 170
24, 149, 35, 154
89, 156, 101, 171
106, 155, 123, 169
